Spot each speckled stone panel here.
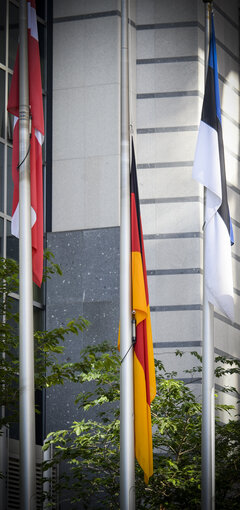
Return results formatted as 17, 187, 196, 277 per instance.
45, 227, 120, 434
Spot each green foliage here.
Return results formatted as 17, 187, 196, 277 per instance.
43, 344, 240, 510
0, 255, 88, 429
215, 418, 240, 509
34, 315, 89, 390
143, 364, 202, 509
42, 249, 62, 281
184, 350, 240, 395
43, 343, 120, 509
0, 258, 20, 425
1, 257, 239, 508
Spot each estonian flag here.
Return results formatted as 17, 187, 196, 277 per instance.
193, 13, 234, 321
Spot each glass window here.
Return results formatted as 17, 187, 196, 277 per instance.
34, 306, 44, 331
0, 69, 5, 139
0, 0, 6, 65
7, 74, 14, 143
7, 296, 19, 337
38, 22, 46, 89
0, 142, 4, 212
7, 219, 18, 262
36, 1, 46, 21
9, 2, 19, 70
7, 147, 13, 216
0, 217, 3, 257
6, 296, 19, 441
33, 280, 44, 305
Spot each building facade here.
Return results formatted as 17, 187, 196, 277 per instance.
0, 0, 239, 507
46, 0, 240, 435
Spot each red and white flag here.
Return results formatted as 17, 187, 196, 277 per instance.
8, 0, 44, 287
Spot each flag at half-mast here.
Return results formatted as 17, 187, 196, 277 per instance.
131, 139, 156, 483
8, 0, 44, 287
192, 13, 234, 321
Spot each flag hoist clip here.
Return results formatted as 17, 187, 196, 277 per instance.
120, 310, 136, 364
17, 112, 32, 171
132, 310, 136, 346
202, 0, 213, 7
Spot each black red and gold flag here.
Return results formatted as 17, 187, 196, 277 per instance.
130, 139, 156, 483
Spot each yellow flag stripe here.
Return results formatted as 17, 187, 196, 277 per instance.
134, 352, 153, 482
145, 304, 156, 403
132, 251, 147, 324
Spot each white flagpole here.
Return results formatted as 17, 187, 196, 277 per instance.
201, 2, 215, 510
120, 0, 135, 508
19, 1, 36, 508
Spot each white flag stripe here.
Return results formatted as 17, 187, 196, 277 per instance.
35, 128, 44, 146
11, 204, 19, 237
28, 2, 38, 41
193, 121, 222, 224
31, 205, 37, 228
13, 121, 44, 146
11, 202, 37, 238
205, 211, 234, 321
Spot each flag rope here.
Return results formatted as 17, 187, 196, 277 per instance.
121, 312, 136, 364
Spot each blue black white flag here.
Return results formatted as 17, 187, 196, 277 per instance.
193, 13, 234, 321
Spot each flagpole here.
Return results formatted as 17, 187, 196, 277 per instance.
120, 0, 135, 508
202, 2, 215, 510
19, 1, 36, 508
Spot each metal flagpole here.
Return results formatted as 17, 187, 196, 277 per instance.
202, 2, 215, 510
120, 0, 135, 508
19, 1, 36, 508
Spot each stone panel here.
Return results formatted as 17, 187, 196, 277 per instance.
46, 228, 120, 432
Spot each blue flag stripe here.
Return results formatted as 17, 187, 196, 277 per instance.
208, 16, 221, 122
201, 67, 218, 131
202, 14, 234, 245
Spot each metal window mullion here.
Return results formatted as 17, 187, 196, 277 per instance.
9, 0, 19, 9
3, 0, 10, 259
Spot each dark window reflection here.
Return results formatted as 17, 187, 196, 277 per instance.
6, 297, 19, 441
0, 69, 5, 139
36, 0, 45, 20
0, 217, 3, 256
0, 142, 4, 212
6, 296, 19, 337
33, 280, 44, 304
7, 147, 13, 216
7, 75, 14, 143
0, 0, 6, 65
9, 2, 19, 70
34, 306, 44, 330
38, 22, 46, 89
35, 389, 43, 445
34, 306, 45, 445
7, 219, 19, 262
41, 96, 46, 164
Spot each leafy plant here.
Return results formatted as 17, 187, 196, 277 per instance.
0, 257, 20, 426
43, 344, 240, 509
1, 257, 239, 508
0, 255, 88, 430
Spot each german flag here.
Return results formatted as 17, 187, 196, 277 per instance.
131, 139, 156, 483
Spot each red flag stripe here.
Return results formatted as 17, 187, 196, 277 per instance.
131, 191, 151, 405
135, 320, 151, 405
